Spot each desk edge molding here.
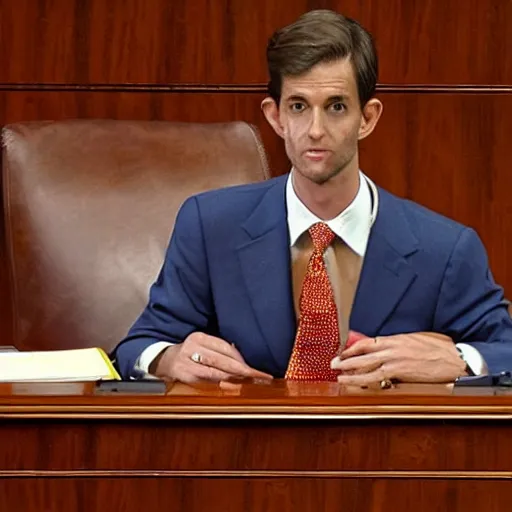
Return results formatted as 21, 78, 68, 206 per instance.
1, 470, 512, 479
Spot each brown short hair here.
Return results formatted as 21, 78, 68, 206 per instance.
266, 10, 378, 108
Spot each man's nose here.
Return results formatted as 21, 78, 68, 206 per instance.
307, 109, 326, 140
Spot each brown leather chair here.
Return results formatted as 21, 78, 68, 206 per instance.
2, 120, 270, 353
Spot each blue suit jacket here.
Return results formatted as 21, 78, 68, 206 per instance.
115, 174, 512, 379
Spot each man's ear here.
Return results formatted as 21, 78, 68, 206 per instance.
358, 98, 383, 141
261, 97, 285, 139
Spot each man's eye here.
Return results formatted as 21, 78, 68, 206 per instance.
330, 103, 345, 112
290, 103, 305, 112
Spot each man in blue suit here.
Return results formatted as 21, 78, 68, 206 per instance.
114, 10, 512, 385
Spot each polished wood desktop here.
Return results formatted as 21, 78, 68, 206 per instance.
1, 381, 512, 511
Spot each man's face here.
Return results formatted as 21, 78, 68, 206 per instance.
277, 58, 363, 185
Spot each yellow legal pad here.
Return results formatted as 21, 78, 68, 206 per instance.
0, 347, 121, 382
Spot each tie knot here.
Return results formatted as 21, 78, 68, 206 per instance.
308, 222, 335, 252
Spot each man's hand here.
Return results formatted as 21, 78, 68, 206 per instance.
150, 332, 273, 384
331, 332, 467, 386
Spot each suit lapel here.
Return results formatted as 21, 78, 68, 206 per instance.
351, 189, 419, 335
237, 176, 296, 375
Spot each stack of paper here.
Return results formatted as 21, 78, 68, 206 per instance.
0, 348, 120, 382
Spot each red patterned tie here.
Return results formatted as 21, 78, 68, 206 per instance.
286, 222, 340, 381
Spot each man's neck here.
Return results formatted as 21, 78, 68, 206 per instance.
292, 167, 360, 221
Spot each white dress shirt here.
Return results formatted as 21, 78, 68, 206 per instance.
135, 170, 487, 376
287, 170, 375, 256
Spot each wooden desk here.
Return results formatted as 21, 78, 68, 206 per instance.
1, 381, 512, 511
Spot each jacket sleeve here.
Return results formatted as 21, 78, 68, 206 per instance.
113, 196, 214, 379
433, 227, 512, 373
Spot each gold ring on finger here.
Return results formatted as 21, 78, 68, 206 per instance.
380, 378, 393, 389
190, 352, 202, 364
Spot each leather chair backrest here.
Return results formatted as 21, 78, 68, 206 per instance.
2, 120, 270, 353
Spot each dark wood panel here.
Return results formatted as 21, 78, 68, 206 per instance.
1, 420, 512, 472
1, 477, 512, 512
1, 0, 511, 85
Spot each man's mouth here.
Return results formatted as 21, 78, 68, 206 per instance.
304, 149, 330, 161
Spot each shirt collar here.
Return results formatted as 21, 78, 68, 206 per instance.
286, 170, 376, 257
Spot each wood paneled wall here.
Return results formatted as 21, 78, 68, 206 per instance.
2, 0, 512, 84
1, 0, 512, 334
